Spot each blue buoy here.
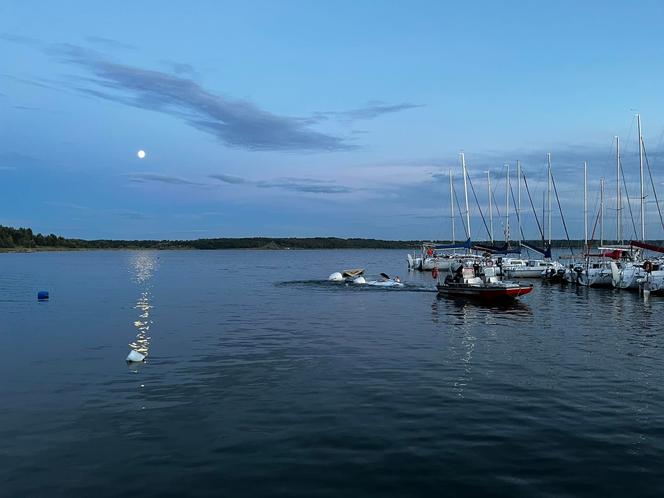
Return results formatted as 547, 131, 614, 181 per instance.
37, 291, 49, 301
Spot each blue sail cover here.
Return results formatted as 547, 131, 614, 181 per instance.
473, 242, 521, 255
520, 241, 552, 258
425, 238, 472, 250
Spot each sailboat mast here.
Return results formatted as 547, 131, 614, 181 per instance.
584, 161, 588, 249
517, 160, 521, 245
487, 170, 493, 243
505, 163, 510, 243
461, 152, 471, 239
547, 153, 552, 245
637, 114, 645, 242
449, 170, 455, 243
600, 178, 604, 245
616, 136, 622, 244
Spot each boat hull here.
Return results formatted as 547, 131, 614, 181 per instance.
436, 283, 533, 300
504, 268, 546, 278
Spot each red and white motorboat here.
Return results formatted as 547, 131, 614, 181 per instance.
435, 261, 534, 301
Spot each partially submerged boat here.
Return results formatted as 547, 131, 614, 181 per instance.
436, 262, 533, 301
328, 268, 365, 282
328, 269, 403, 287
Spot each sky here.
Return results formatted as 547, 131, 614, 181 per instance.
2, 0, 664, 241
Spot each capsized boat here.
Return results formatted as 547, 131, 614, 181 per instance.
436, 262, 533, 300
328, 268, 365, 282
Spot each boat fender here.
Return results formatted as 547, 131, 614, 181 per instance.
328, 272, 344, 281
432, 267, 438, 279
610, 262, 621, 286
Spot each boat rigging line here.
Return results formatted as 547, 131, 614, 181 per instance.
466, 171, 492, 240
550, 170, 575, 256
642, 139, 664, 232
619, 151, 639, 240
521, 171, 546, 242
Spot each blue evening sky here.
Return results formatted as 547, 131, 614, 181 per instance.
2, 0, 664, 240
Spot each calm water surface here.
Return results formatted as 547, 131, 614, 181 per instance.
1, 250, 663, 497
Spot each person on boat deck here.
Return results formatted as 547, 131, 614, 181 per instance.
451, 263, 463, 283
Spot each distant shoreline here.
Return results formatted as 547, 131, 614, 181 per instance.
2, 224, 660, 252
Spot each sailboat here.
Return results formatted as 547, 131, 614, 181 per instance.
409, 153, 482, 271
575, 156, 616, 287
610, 114, 661, 290
504, 154, 564, 280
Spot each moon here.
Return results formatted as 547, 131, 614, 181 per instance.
137, 150, 146, 159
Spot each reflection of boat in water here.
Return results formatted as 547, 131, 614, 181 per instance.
431, 291, 533, 322
444, 295, 533, 315
436, 262, 533, 301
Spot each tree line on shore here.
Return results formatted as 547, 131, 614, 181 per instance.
0, 225, 652, 251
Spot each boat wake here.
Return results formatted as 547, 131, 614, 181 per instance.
277, 280, 437, 292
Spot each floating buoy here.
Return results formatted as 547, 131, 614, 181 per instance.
328, 272, 343, 281
126, 349, 146, 363
353, 276, 366, 284
37, 291, 49, 301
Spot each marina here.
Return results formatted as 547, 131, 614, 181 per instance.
405, 114, 664, 301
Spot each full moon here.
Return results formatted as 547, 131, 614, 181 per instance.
137, 150, 146, 159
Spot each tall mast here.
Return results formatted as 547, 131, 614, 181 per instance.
461, 152, 471, 240
542, 191, 545, 241
547, 153, 552, 244
616, 136, 622, 244
487, 170, 493, 243
600, 178, 604, 245
637, 114, 645, 242
505, 163, 510, 242
517, 160, 521, 244
449, 170, 455, 243
584, 161, 588, 249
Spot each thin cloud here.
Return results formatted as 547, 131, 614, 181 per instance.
210, 173, 355, 194
311, 101, 423, 123
108, 209, 150, 220
160, 59, 198, 77
127, 173, 205, 186
84, 36, 137, 51
209, 174, 248, 184
258, 179, 354, 194
0, 33, 43, 48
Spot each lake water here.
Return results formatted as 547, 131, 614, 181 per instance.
1, 250, 663, 497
